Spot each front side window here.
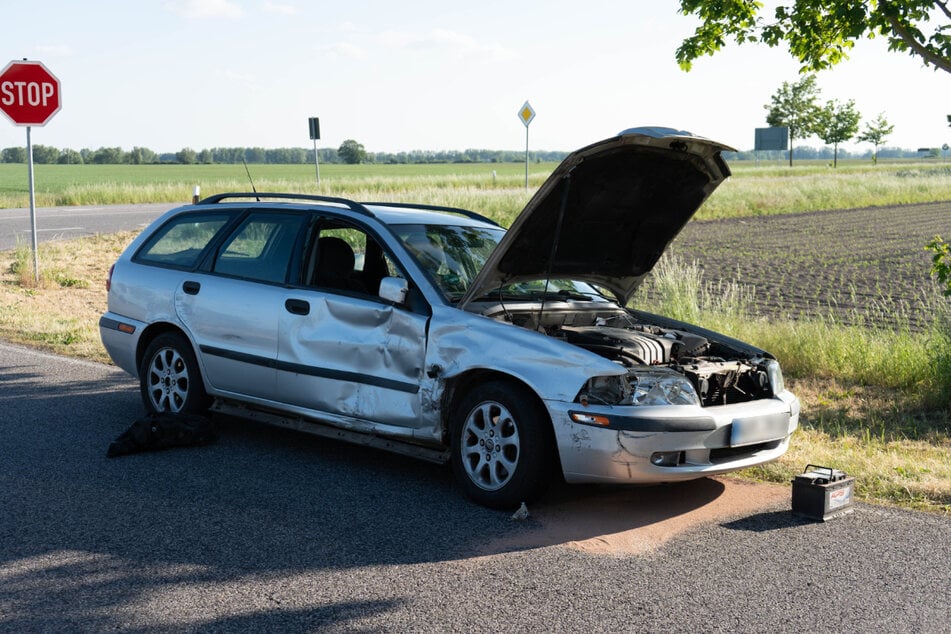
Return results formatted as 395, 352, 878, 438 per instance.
394, 223, 609, 303
135, 212, 232, 269
395, 224, 504, 299
305, 222, 403, 295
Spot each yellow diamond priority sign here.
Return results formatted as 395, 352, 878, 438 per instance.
518, 101, 535, 127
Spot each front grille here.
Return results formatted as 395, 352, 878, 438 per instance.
709, 439, 783, 463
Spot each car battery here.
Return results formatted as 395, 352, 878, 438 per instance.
791, 464, 855, 521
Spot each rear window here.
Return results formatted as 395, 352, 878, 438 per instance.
135, 212, 232, 268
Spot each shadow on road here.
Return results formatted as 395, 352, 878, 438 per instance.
722, 509, 817, 532
0, 357, 793, 629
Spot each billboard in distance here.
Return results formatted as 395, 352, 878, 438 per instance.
754, 127, 789, 151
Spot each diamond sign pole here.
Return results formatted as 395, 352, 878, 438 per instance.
518, 101, 535, 190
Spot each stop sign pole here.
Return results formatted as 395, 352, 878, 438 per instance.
0, 59, 62, 283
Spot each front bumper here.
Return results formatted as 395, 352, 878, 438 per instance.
549, 390, 800, 483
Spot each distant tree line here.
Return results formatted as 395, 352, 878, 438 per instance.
724, 146, 943, 162
0, 143, 570, 165
0, 139, 943, 166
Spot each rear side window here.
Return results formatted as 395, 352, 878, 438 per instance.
212, 212, 306, 283
136, 212, 232, 269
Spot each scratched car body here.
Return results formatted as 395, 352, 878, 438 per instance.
101, 128, 799, 508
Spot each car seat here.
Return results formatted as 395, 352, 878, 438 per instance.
316, 236, 366, 292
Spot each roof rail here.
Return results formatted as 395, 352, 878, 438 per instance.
361, 201, 502, 227
197, 192, 374, 217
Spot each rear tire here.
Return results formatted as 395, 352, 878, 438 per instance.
450, 380, 553, 509
139, 332, 210, 414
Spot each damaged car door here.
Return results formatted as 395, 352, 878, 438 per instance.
275, 220, 431, 433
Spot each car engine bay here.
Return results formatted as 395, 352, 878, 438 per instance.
487, 304, 776, 407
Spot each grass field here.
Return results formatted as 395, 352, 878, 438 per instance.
3, 158, 951, 222
0, 160, 949, 514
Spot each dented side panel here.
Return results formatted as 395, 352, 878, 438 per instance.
426, 304, 625, 402
275, 290, 431, 432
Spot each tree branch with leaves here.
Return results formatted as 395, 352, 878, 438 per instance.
927, 235, 951, 297
677, 1, 951, 75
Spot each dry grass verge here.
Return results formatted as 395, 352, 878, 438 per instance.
0, 232, 136, 362
748, 378, 950, 514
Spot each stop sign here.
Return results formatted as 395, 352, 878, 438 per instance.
0, 60, 61, 126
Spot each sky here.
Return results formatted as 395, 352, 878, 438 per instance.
2, 0, 950, 155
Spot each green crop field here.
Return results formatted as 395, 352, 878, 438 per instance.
3, 158, 951, 222
0, 161, 550, 207
0, 160, 542, 189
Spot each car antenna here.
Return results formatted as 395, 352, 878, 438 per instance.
242, 159, 260, 201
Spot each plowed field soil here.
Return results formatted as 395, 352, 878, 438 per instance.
670, 201, 950, 330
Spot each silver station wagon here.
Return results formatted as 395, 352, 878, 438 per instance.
101, 128, 799, 508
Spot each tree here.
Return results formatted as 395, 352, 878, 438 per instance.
57, 149, 83, 165
90, 147, 125, 164
677, 1, 951, 75
129, 146, 158, 164
338, 139, 367, 164
245, 147, 267, 163
31, 144, 61, 164
814, 99, 861, 168
857, 113, 895, 164
1, 147, 27, 163
765, 74, 821, 166
176, 147, 197, 164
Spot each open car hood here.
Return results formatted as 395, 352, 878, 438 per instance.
458, 127, 735, 309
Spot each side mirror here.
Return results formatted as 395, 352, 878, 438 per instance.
378, 276, 409, 304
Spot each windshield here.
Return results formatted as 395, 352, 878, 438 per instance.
394, 223, 610, 302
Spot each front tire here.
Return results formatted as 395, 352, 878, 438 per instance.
139, 332, 210, 414
450, 380, 553, 509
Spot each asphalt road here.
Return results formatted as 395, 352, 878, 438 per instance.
0, 203, 173, 251
1, 341, 949, 632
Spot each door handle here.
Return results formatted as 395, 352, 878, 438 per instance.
183, 281, 201, 295
285, 298, 310, 315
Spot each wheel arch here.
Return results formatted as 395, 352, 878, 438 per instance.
442, 368, 562, 471
135, 322, 196, 378
137, 323, 211, 414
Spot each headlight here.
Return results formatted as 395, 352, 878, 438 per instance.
578, 371, 701, 407
765, 359, 785, 395
578, 374, 632, 406
631, 370, 700, 406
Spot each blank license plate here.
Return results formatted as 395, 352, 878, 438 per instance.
730, 414, 788, 447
